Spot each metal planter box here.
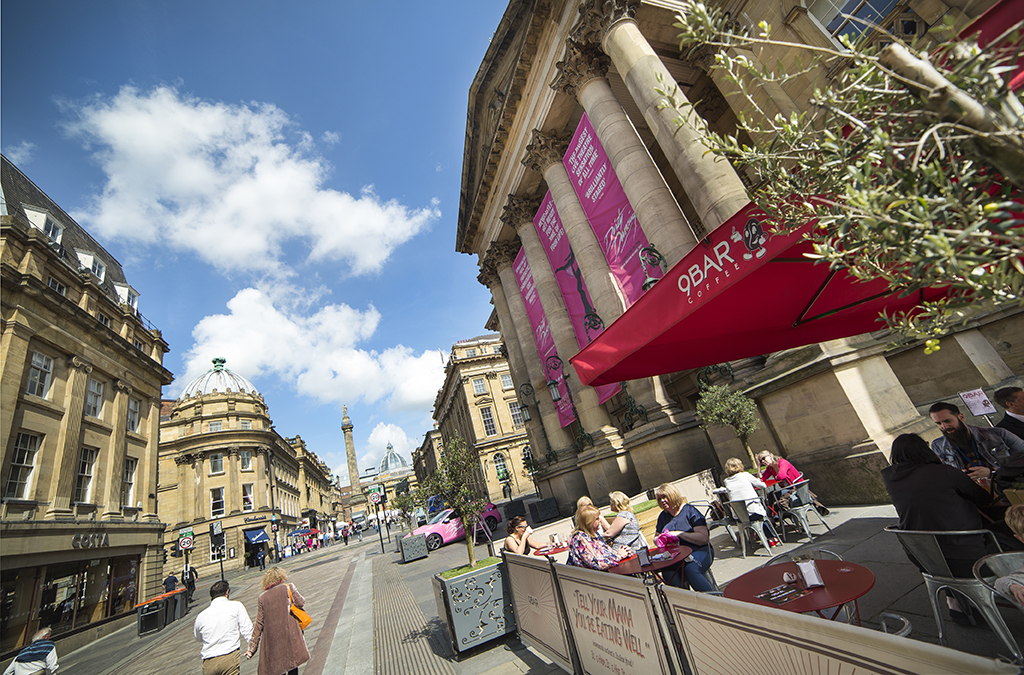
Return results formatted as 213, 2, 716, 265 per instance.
400, 534, 429, 562
431, 561, 516, 654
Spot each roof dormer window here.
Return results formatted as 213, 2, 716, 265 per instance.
75, 250, 106, 282
23, 207, 64, 244
114, 284, 139, 310
43, 218, 64, 243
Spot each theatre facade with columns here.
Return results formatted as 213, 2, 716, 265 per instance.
458, 0, 1022, 512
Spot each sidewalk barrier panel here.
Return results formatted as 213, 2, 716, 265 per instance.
503, 551, 579, 674
431, 560, 516, 654
656, 584, 1020, 675
137, 599, 165, 636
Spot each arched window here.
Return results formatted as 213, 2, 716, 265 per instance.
494, 453, 508, 481
522, 446, 533, 462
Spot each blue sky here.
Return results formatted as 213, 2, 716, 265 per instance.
1, 1, 508, 485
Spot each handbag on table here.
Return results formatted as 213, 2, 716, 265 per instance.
287, 584, 312, 631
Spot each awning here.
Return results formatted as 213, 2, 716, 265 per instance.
287, 528, 311, 537
570, 204, 949, 386
958, 0, 1024, 92
243, 529, 270, 544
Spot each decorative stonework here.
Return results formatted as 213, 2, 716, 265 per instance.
522, 130, 571, 174
479, 239, 522, 286
550, 40, 611, 99
571, 0, 640, 46
477, 265, 501, 289
67, 355, 93, 375
116, 379, 133, 395
499, 195, 542, 230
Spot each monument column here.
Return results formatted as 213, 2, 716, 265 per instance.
342, 406, 366, 508
572, 0, 749, 233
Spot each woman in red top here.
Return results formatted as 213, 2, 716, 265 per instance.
756, 451, 830, 515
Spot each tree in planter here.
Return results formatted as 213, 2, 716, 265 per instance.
415, 433, 488, 569
660, 3, 1023, 342
696, 384, 761, 474
391, 491, 416, 533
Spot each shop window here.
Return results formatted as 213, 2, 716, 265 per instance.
38, 561, 84, 638
211, 487, 225, 517
209, 453, 224, 474
26, 352, 53, 398
5, 433, 39, 499
210, 541, 225, 562
122, 458, 137, 507
509, 401, 524, 426
480, 407, 497, 436
500, 373, 514, 390
240, 450, 252, 470
85, 379, 104, 418
242, 484, 254, 511
209, 420, 223, 432
473, 378, 486, 395
126, 397, 141, 432
73, 448, 98, 504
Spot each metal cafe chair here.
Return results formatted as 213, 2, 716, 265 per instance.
779, 480, 833, 541
690, 499, 737, 547
724, 499, 778, 558
886, 526, 1021, 662
974, 551, 1024, 607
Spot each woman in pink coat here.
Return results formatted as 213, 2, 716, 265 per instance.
245, 567, 309, 675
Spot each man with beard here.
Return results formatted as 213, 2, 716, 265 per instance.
928, 401, 1024, 487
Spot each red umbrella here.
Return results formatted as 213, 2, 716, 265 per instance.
570, 203, 949, 386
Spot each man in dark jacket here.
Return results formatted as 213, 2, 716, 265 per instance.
994, 387, 1024, 440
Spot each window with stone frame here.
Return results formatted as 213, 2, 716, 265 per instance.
473, 378, 487, 395
210, 487, 225, 517
122, 458, 137, 507
85, 379, 104, 418
97, 313, 111, 329
509, 401, 524, 426
500, 373, 514, 390
26, 352, 54, 398
209, 420, 223, 432
240, 450, 253, 470
480, 407, 497, 436
210, 540, 225, 562
5, 433, 40, 499
494, 453, 509, 481
126, 397, 141, 432
209, 453, 224, 474
47, 277, 67, 296
466, 348, 476, 357
73, 447, 98, 504
241, 419, 252, 430
242, 484, 254, 512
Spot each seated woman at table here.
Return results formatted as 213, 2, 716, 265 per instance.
575, 496, 608, 537
604, 491, 648, 553
567, 506, 633, 570
654, 483, 714, 592
996, 505, 1024, 607
757, 451, 829, 516
723, 458, 779, 547
882, 432, 996, 624
503, 516, 546, 555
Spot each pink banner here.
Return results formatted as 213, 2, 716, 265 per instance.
533, 192, 621, 403
563, 113, 661, 305
514, 248, 575, 428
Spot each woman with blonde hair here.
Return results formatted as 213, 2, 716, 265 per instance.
567, 506, 632, 570
574, 496, 607, 537
604, 491, 648, 552
654, 483, 714, 591
245, 567, 309, 675
723, 457, 778, 547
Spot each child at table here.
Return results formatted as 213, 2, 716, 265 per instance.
996, 505, 1024, 607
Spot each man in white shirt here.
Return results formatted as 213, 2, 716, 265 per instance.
3, 628, 58, 675
193, 580, 253, 675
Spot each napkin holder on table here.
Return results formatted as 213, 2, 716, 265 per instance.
796, 560, 824, 588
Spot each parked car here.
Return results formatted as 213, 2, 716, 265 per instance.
405, 504, 502, 551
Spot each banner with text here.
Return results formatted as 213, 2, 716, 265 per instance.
553, 563, 671, 675
514, 248, 575, 428
563, 113, 660, 306
504, 552, 575, 673
533, 193, 620, 404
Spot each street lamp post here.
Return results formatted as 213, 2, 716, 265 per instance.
519, 383, 555, 464
544, 355, 594, 453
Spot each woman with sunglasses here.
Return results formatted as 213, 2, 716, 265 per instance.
503, 516, 546, 554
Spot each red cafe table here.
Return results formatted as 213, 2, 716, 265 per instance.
532, 544, 570, 557
608, 545, 693, 576
723, 559, 875, 624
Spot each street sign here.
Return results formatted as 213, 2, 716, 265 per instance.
369, 491, 381, 504
179, 535, 194, 550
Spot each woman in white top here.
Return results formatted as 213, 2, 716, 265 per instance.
723, 457, 778, 546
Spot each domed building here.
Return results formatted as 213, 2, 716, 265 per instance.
157, 358, 334, 575
356, 442, 418, 512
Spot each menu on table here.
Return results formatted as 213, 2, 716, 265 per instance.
754, 584, 813, 606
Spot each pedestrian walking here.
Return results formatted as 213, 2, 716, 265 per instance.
246, 567, 310, 675
183, 563, 199, 603
342, 526, 349, 546
3, 628, 58, 675
194, 580, 253, 675
163, 570, 179, 594
257, 547, 267, 571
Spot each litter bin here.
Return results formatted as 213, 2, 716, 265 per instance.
137, 599, 165, 636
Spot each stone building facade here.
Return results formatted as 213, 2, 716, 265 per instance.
458, 0, 1019, 511
432, 334, 536, 502
0, 156, 173, 656
157, 358, 334, 575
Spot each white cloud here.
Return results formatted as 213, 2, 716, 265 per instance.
322, 131, 340, 146
4, 141, 35, 165
176, 287, 445, 413
63, 86, 439, 277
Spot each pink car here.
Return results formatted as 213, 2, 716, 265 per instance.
407, 504, 502, 551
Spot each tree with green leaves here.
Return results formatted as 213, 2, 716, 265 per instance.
696, 384, 761, 473
661, 3, 1023, 343
415, 433, 488, 568
391, 490, 416, 533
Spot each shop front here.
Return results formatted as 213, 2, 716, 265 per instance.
0, 520, 164, 657
242, 527, 270, 569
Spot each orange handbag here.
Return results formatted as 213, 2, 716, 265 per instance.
287, 584, 312, 630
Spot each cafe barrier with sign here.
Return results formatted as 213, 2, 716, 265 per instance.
502, 553, 1017, 675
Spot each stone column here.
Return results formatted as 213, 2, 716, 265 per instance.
506, 198, 641, 499
552, 40, 695, 267
0, 322, 35, 452
194, 454, 206, 523
479, 242, 576, 460
953, 329, 1014, 385
257, 447, 270, 509
228, 447, 242, 514
45, 356, 92, 519
176, 454, 194, 524
572, 0, 749, 233
141, 399, 161, 522
342, 406, 366, 507
101, 380, 132, 521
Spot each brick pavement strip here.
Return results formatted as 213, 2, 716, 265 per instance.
373, 556, 456, 675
